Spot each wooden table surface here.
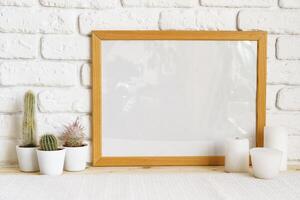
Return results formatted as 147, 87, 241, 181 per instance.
0, 165, 299, 175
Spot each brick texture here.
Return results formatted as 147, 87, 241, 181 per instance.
268, 60, 300, 85
277, 87, 300, 111
266, 85, 284, 110
81, 64, 91, 87
267, 111, 300, 136
279, 0, 300, 8
0, 0, 35, 6
0, 61, 78, 86
38, 89, 91, 113
0, 115, 21, 138
238, 10, 300, 34
40, 0, 119, 9
0, 34, 38, 59
201, 0, 276, 7
0, 8, 75, 34
122, 0, 198, 7
160, 9, 237, 30
41, 36, 90, 60
79, 9, 160, 35
277, 36, 300, 60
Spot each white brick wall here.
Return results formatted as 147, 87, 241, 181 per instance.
238, 10, 300, 34
0, 0, 300, 166
0, 34, 38, 59
0, 61, 78, 86
122, 0, 198, 7
160, 9, 237, 30
277, 36, 300, 60
38, 89, 91, 113
41, 36, 90, 60
81, 64, 91, 87
201, 0, 276, 8
40, 0, 120, 9
0, 8, 75, 34
0, 0, 35, 6
79, 9, 160, 34
277, 87, 300, 111
279, 0, 300, 8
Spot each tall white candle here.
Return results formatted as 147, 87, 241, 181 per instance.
264, 126, 288, 171
225, 138, 249, 172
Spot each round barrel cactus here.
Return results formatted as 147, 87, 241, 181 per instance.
39, 134, 58, 151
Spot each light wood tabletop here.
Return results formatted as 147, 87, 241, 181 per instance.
0, 165, 299, 175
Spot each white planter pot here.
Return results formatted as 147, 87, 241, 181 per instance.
36, 149, 66, 175
64, 145, 88, 172
16, 146, 39, 172
250, 148, 282, 179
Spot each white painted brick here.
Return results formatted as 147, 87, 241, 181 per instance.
267, 35, 277, 60
38, 89, 91, 113
268, 60, 300, 85
0, 0, 35, 6
279, 0, 300, 8
41, 36, 90, 60
266, 85, 283, 110
238, 10, 300, 34
37, 114, 91, 139
0, 88, 50, 114
0, 115, 21, 138
287, 136, 300, 160
122, 0, 198, 7
277, 87, 300, 111
0, 61, 78, 86
0, 8, 75, 34
160, 9, 237, 30
0, 139, 17, 163
0, 34, 38, 59
277, 36, 300, 60
202, 0, 276, 7
81, 64, 91, 87
40, 0, 119, 9
0, 88, 24, 113
79, 9, 159, 35
267, 111, 300, 135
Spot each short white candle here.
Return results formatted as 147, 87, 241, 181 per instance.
250, 148, 282, 179
225, 137, 249, 173
264, 126, 288, 171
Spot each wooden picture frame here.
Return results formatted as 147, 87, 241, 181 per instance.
92, 31, 267, 166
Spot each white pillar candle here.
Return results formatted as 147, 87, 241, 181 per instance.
264, 126, 288, 171
225, 138, 249, 172
250, 148, 282, 179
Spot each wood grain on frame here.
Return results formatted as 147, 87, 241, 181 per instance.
92, 31, 267, 167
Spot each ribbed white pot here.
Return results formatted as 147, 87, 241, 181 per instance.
36, 149, 66, 175
64, 145, 87, 172
16, 146, 39, 172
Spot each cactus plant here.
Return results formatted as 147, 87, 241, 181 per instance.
22, 91, 36, 147
61, 118, 85, 147
39, 134, 58, 151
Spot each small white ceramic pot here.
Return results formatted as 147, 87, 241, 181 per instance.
16, 145, 39, 172
250, 148, 282, 179
64, 145, 88, 172
36, 149, 66, 175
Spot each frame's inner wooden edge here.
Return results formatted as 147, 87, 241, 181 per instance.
92, 31, 267, 167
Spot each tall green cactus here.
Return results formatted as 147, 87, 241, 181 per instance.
39, 134, 58, 151
22, 91, 36, 147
